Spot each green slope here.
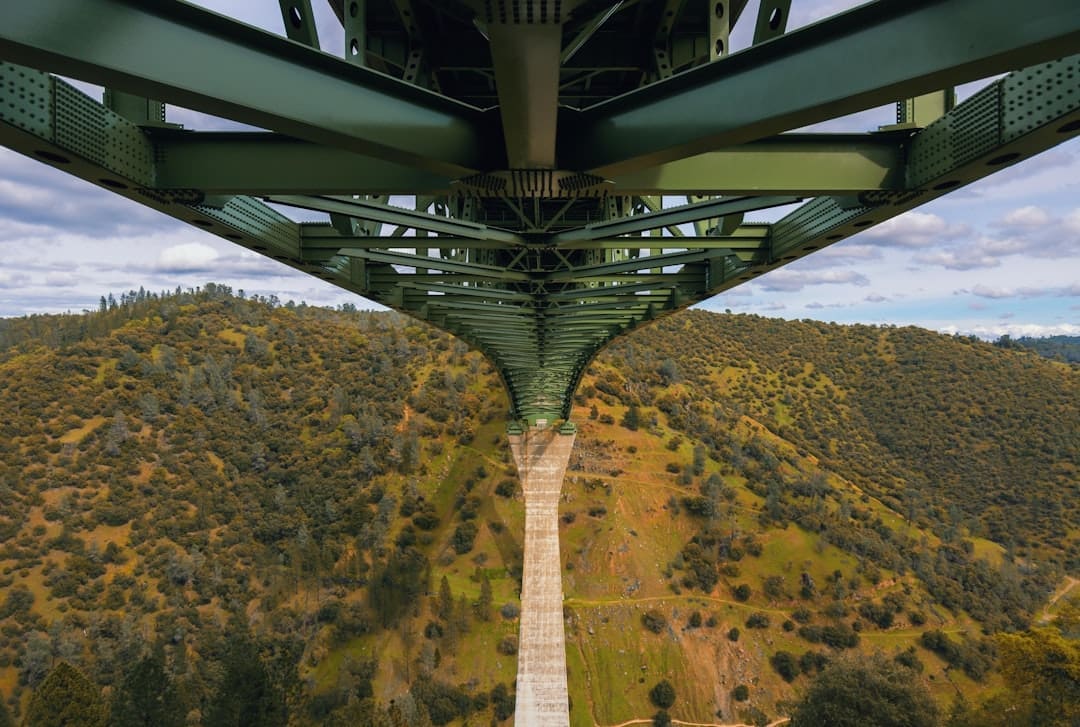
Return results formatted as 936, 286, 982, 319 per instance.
0, 289, 1076, 725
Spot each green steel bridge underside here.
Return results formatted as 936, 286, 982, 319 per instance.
2, 0, 1079, 422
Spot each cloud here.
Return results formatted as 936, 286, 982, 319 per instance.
0, 271, 31, 289
1065, 209, 1080, 234
968, 283, 1080, 299
998, 205, 1052, 228
0, 151, 169, 238
44, 272, 80, 288
913, 251, 1000, 270
863, 211, 969, 249
158, 243, 220, 272
939, 321, 1080, 338
756, 269, 869, 292
864, 293, 889, 303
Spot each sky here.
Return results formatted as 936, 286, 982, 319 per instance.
0, 0, 1077, 339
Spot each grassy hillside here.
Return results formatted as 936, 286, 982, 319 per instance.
0, 288, 1075, 725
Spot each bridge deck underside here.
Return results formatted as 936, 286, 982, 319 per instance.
0, 1, 1077, 422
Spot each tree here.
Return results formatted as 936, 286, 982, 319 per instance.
204, 629, 285, 727
789, 653, 938, 727
111, 648, 184, 727
437, 576, 453, 621
642, 610, 667, 634
0, 698, 13, 727
475, 571, 493, 621
770, 650, 800, 682
22, 661, 108, 727
620, 404, 640, 431
994, 624, 1080, 726
649, 680, 675, 709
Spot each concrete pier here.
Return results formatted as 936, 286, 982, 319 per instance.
508, 427, 575, 727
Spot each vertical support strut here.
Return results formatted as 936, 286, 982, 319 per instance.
509, 425, 576, 727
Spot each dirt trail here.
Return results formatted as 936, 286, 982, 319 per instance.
602, 719, 790, 727
1041, 575, 1079, 621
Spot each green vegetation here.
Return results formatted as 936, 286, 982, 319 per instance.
788, 653, 939, 727
22, 662, 108, 727
0, 289, 1075, 724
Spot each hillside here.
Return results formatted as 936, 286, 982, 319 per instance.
0, 288, 1076, 726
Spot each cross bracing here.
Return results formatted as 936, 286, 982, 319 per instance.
1, 0, 1079, 422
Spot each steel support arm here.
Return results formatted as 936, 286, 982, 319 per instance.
0, 0, 487, 176
153, 133, 452, 196
563, 0, 1080, 176
610, 134, 907, 195
269, 195, 525, 244
551, 195, 797, 243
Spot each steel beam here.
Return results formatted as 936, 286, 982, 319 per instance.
488, 23, 563, 168
153, 133, 451, 195
610, 134, 906, 195
563, 0, 1080, 175
0, 0, 487, 176
551, 195, 797, 243
270, 195, 525, 244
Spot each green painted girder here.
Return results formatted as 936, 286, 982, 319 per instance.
550, 195, 799, 243
153, 132, 452, 196
151, 131, 901, 197
272, 195, 524, 244
609, 134, 907, 195
2, 6, 1079, 423
563, 0, 1080, 175
301, 232, 512, 251
0, 0, 489, 177
337, 249, 532, 281
555, 231, 770, 250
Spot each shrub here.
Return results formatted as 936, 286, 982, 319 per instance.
745, 612, 770, 629
451, 522, 478, 554
649, 680, 676, 709
733, 584, 752, 602
771, 650, 801, 682
732, 684, 750, 701
642, 609, 668, 634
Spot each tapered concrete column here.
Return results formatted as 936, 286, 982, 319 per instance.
508, 426, 575, 727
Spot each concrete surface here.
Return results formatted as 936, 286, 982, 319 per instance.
508, 427, 575, 727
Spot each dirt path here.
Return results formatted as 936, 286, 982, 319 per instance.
602, 719, 790, 727
1041, 575, 1079, 622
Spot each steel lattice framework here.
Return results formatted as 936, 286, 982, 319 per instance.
2, 0, 1079, 422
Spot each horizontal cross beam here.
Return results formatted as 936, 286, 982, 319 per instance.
0, 0, 487, 176
563, 0, 1080, 175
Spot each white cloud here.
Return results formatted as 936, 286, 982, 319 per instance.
1065, 209, 1080, 234
913, 251, 1000, 270
44, 272, 80, 288
757, 269, 869, 292
863, 211, 969, 249
0, 271, 31, 289
999, 205, 1051, 228
158, 243, 220, 272
968, 283, 1080, 299
939, 321, 1080, 338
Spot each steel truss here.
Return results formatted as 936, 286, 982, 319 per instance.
1, 0, 1079, 421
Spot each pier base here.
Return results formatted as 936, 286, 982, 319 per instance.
508, 426, 575, 727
